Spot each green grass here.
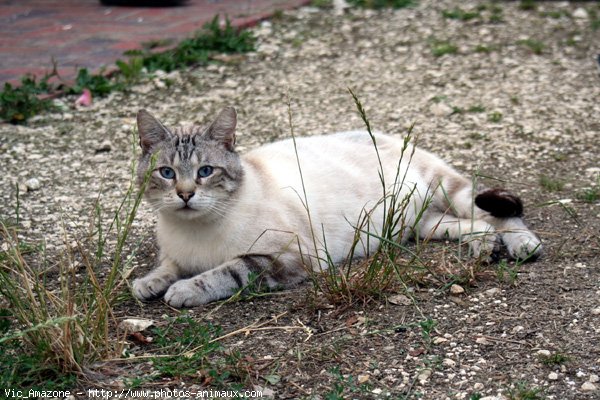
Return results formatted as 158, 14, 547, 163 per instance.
519, 0, 537, 11
488, 111, 503, 123
517, 39, 545, 55
578, 186, 600, 203
507, 381, 545, 400
0, 138, 156, 389
442, 8, 480, 21
0, 16, 255, 124
537, 352, 570, 366
431, 39, 459, 57
539, 175, 565, 192
345, 0, 416, 9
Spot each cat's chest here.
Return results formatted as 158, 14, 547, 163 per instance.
156, 218, 238, 274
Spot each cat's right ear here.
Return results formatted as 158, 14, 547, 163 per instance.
137, 110, 171, 153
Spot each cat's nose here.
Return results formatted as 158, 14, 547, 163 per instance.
177, 191, 195, 202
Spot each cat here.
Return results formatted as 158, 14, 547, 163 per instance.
132, 106, 542, 308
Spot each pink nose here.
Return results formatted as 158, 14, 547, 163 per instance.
177, 191, 195, 202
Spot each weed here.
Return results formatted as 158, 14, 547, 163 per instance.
469, 393, 483, 400
496, 259, 520, 284
419, 318, 436, 343
517, 39, 545, 55
431, 39, 459, 57
537, 352, 570, 366
345, 0, 416, 9
311, 0, 333, 8
442, 8, 480, 21
539, 175, 564, 192
578, 186, 600, 203
506, 381, 545, 400
150, 315, 223, 378
488, 5, 504, 23
324, 367, 371, 399
474, 44, 493, 53
468, 105, 486, 113
115, 57, 145, 84
488, 111, 503, 123
0, 74, 56, 123
519, 0, 537, 11
68, 67, 121, 96
0, 136, 156, 388
139, 16, 255, 73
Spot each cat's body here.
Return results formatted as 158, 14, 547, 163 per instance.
133, 107, 541, 307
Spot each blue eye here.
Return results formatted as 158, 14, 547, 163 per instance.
159, 167, 176, 179
198, 165, 214, 178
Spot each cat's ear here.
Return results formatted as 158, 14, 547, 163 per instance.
137, 110, 171, 153
206, 107, 237, 151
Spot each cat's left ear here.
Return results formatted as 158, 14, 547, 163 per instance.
206, 107, 237, 151
137, 109, 171, 154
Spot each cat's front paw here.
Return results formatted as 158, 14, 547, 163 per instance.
467, 232, 499, 259
132, 275, 175, 301
503, 232, 542, 261
164, 278, 211, 308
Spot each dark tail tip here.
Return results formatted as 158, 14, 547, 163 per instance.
475, 188, 523, 218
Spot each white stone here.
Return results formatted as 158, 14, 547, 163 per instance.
417, 368, 432, 383
25, 178, 41, 191
450, 284, 465, 295
548, 372, 559, 380
474, 382, 484, 391
484, 288, 501, 297
120, 318, 154, 332
430, 103, 453, 117
581, 382, 597, 392
573, 8, 588, 19
442, 358, 456, 368
388, 294, 412, 305
358, 374, 370, 384
590, 374, 600, 383
536, 349, 551, 357
591, 307, 600, 315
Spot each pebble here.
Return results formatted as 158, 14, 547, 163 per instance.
474, 382, 484, 391
450, 284, 465, 295
548, 372, 559, 380
388, 294, 412, 305
430, 103, 453, 117
484, 287, 501, 297
581, 382, 597, 392
25, 178, 41, 191
357, 374, 369, 384
573, 8, 589, 19
442, 358, 456, 368
95, 140, 112, 153
120, 318, 155, 332
536, 349, 551, 357
591, 307, 600, 315
417, 368, 432, 383
590, 374, 600, 383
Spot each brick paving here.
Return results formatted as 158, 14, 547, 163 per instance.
0, 0, 309, 85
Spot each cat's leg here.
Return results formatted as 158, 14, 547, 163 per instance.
164, 252, 306, 308
132, 257, 181, 301
418, 212, 499, 258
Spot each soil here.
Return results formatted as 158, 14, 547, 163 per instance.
1, 1, 599, 399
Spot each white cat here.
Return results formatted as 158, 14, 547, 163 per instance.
132, 107, 542, 307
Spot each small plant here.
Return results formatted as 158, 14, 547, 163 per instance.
517, 39, 545, 55
0, 73, 57, 123
537, 352, 570, 366
311, 0, 333, 8
442, 8, 480, 21
519, 0, 537, 11
431, 39, 459, 57
506, 381, 545, 400
468, 105, 486, 113
469, 393, 483, 400
496, 259, 520, 284
577, 186, 600, 203
115, 57, 145, 84
419, 318, 436, 342
0, 137, 156, 388
345, 0, 416, 9
539, 175, 564, 192
488, 111, 503, 123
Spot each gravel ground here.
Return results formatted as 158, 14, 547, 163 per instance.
1, 1, 599, 399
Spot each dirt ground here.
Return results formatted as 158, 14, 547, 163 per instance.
1, 1, 599, 399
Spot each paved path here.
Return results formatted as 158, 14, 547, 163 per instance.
0, 0, 308, 85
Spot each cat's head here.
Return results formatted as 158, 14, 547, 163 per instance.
136, 107, 243, 221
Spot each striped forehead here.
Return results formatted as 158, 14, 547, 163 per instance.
171, 126, 206, 163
